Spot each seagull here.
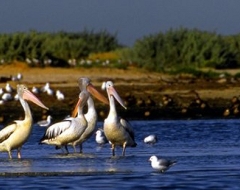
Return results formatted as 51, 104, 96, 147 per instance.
5, 83, 13, 93
56, 90, 65, 101
149, 155, 177, 173
103, 81, 137, 156
32, 86, 41, 94
0, 84, 48, 159
37, 115, 52, 127
95, 128, 108, 145
144, 134, 158, 144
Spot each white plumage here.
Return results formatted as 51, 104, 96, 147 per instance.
149, 155, 177, 173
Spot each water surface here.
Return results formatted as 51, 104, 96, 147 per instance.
0, 119, 239, 189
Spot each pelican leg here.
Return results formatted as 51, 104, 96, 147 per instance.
8, 151, 12, 159
122, 142, 127, 156
72, 145, 77, 153
64, 145, 69, 154
17, 147, 22, 159
79, 144, 83, 154
111, 144, 115, 156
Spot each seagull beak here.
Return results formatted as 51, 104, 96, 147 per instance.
23, 89, 48, 110
87, 83, 109, 104
108, 86, 127, 109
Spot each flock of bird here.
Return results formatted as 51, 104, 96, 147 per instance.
0, 77, 176, 173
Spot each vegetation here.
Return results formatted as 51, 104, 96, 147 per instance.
1, 28, 240, 77
121, 28, 240, 72
0, 30, 121, 67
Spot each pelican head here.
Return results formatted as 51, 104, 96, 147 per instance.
18, 84, 49, 110
105, 81, 127, 109
78, 77, 109, 105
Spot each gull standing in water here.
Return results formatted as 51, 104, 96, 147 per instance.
37, 115, 52, 127
70, 77, 109, 153
149, 155, 177, 173
95, 128, 108, 145
144, 134, 158, 144
103, 81, 137, 156
0, 84, 48, 159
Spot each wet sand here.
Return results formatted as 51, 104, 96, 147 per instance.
0, 62, 240, 124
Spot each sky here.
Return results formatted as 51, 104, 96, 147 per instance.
0, 0, 240, 46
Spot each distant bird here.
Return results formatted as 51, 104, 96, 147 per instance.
11, 73, 23, 81
56, 90, 65, 101
103, 81, 137, 156
0, 84, 48, 159
95, 128, 108, 145
144, 134, 158, 144
41, 82, 54, 95
5, 83, 13, 93
1, 93, 13, 101
37, 115, 52, 127
149, 155, 177, 173
32, 86, 41, 94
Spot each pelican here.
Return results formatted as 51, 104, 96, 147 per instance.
103, 81, 137, 156
70, 77, 109, 153
149, 155, 177, 173
40, 91, 89, 153
0, 84, 48, 159
37, 115, 52, 127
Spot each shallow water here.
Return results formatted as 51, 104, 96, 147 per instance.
0, 119, 239, 189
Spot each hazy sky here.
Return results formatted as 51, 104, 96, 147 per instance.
0, 0, 240, 46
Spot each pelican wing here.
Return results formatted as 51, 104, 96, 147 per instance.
40, 120, 71, 141
120, 118, 135, 141
0, 123, 17, 143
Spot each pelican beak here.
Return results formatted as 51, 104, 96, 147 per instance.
72, 97, 82, 117
87, 83, 109, 104
23, 89, 48, 110
108, 86, 127, 109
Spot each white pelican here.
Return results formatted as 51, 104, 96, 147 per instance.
149, 155, 177, 173
0, 84, 48, 159
70, 77, 109, 153
144, 134, 158, 144
103, 81, 137, 156
40, 91, 89, 153
95, 128, 108, 145
37, 115, 52, 127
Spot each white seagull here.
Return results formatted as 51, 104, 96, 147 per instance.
149, 155, 177, 173
0, 84, 48, 159
103, 81, 137, 156
95, 128, 108, 145
144, 134, 158, 144
37, 115, 53, 127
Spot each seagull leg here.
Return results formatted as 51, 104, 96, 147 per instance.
111, 144, 115, 156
